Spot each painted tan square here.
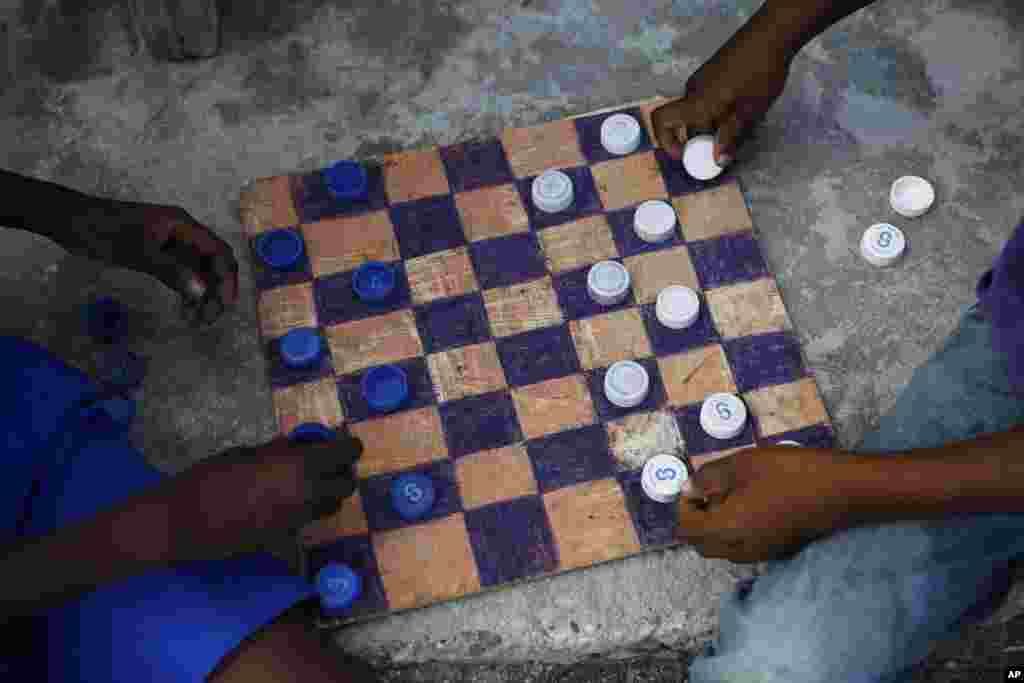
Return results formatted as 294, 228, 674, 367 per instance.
483, 277, 564, 337
271, 377, 345, 436
569, 308, 652, 370
257, 283, 317, 340
382, 148, 451, 203
544, 479, 641, 571
672, 182, 752, 241
325, 310, 423, 375
705, 278, 790, 339
406, 247, 479, 305
537, 215, 619, 273
374, 515, 481, 610
591, 152, 667, 211
349, 407, 448, 477
501, 119, 586, 178
303, 210, 399, 277
456, 445, 538, 509
455, 184, 530, 242
428, 342, 507, 403
623, 246, 699, 305
658, 345, 736, 407
512, 375, 595, 440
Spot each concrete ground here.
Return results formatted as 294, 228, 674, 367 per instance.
4, 0, 1024, 679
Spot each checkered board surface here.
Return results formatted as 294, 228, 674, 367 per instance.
238, 97, 835, 627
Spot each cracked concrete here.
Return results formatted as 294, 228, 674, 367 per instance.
3, 0, 1024, 675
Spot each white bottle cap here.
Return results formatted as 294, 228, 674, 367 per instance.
700, 393, 747, 440
641, 453, 687, 503
604, 360, 650, 408
633, 200, 678, 243
890, 176, 934, 219
587, 261, 631, 306
776, 440, 802, 447
682, 134, 724, 181
532, 170, 574, 213
656, 285, 700, 329
600, 114, 643, 156
861, 223, 906, 267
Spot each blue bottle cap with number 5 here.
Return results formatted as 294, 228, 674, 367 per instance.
391, 472, 436, 521
700, 392, 747, 440
861, 223, 906, 267
315, 563, 362, 613
642, 454, 687, 503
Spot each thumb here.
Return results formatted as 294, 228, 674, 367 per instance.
714, 96, 773, 168
680, 457, 735, 504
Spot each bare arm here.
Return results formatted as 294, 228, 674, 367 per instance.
751, 0, 883, 61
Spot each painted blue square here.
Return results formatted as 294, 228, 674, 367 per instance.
674, 404, 756, 455
495, 325, 581, 387
469, 233, 547, 290
552, 261, 635, 320
306, 535, 388, 616
390, 195, 467, 260
640, 303, 718, 357
250, 232, 314, 291
313, 262, 411, 327
724, 332, 807, 393
689, 232, 770, 290
605, 205, 684, 258
414, 293, 491, 354
440, 390, 523, 459
267, 334, 333, 389
573, 107, 654, 164
518, 167, 603, 230
617, 470, 676, 547
336, 357, 436, 423
760, 423, 835, 448
526, 424, 615, 493
359, 459, 461, 532
292, 166, 388, 224
465, 496, 559, 587
585, 357, 668, 422
440, 139, 515, 193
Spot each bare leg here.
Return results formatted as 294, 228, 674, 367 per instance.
208, 598, 381, 683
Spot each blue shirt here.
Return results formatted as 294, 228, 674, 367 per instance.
976, 219, 1024, 394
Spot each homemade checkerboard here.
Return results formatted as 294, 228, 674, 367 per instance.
238, 97, 835, 627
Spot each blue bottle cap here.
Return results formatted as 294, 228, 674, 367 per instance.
323, 160, 369, 201
390, 472, 435, 521
361, 365, 409, 413
315, 563, 362, 612
352, 262, 396, 303
95, 349, 147, 392
255, 229, 304, 270
279, 328, 323, 369
289, 422, 336, 442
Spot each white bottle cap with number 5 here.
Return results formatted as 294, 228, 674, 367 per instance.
861, 223, 906, 267
641, 453, 687, 503
700, 393, 747, 440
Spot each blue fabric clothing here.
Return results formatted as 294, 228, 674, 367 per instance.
689, 303, 1024, 682
977, 219, 1024, 394
0, 337, 315, 683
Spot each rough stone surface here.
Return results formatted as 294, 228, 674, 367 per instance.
2, 0, 1024, 678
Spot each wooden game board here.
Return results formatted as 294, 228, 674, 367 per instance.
238, 96, 835, 627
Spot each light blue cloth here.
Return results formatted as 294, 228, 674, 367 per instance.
689, 303, 1024, 683
0, 336, 315, 683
